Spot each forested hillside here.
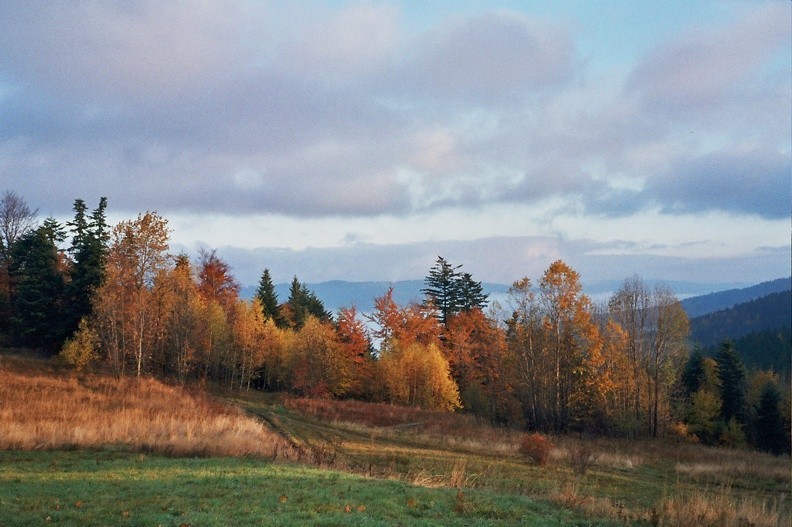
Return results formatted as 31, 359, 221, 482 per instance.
682, 278, 791, 318
1, 191, 789, 454
689, 291, 791, 346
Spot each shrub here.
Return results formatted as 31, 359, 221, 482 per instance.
519, 433, 552, 466
569, 441, 598, 475
59, 318, 97, 371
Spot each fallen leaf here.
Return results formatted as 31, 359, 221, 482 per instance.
74, 501, 83, 509
122, 511, 130, 518
278, 494, 288, 504
344, 505, 351, 513
357, 505, 366, 512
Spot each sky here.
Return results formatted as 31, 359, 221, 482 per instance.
1, 1, 790, 288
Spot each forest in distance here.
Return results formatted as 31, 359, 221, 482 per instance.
0, 191, 789, 456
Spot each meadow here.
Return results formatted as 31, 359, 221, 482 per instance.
1, 353, 789, 526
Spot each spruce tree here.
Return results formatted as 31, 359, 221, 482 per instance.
457, 272, 488, 312
716, 340, 746, 424
65, 198, 108, 338
753, 380, 789, 455
285, 276, 330, 329
10, 219, 67, 352
682, 348, 706, 397
422, 256, 462, 326
256, 268, 283, 325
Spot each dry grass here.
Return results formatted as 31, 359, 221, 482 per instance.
651, 485, 785, 527
284, 396, 524, 455
0, 359, 294, 458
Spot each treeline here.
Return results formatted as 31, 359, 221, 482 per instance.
0, 192, 788, 454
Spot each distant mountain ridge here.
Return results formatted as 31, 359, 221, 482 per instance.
239, 277, 786, 316
689, 290, 791, 348
681, 277, 791, 318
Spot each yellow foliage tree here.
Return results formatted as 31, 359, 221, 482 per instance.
378, 340, 461, 412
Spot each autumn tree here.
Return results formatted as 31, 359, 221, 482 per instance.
506, 277, 550, 430
608, 275, 652, 423
229, 299, 269, 390
445, 308, 512, 423
155, 254, 204, 381
288, 316, 350, 398
370, 287, 441, 353
92, 211, 171, 377
539, 260, 601, 432
377, 340, 461, 411
647, 284, 689, 437
197, 248, 240, 314
336, 306, 373, 398
608, 276, 689, 437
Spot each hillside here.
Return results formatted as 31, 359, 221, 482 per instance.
689, 290, 791, 347
1, 354, 788, 527
240, 278, 757, 315
682, 277, 791, 318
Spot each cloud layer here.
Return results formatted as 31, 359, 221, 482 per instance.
0, 1, 788, 284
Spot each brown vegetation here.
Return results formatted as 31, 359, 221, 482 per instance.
518, 432, 553, 466
0, 356, 293, 458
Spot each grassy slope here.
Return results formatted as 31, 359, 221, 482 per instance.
230, 393, 791, 526
0, 451, 598, 527
1, 353, 788, 526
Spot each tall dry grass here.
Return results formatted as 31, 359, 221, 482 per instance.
0, 362, 294, 458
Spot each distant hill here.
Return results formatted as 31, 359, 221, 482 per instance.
681, 277, 791, 318
689, 290, 791, 347
702, 328, 791, 380
240, 280, 511, 314
239, 278, 776, 316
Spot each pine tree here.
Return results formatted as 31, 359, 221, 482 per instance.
422, 256, 462, 326
682, 348, 706, 397
10, 219, 68, 352
716, 340, 746, 424
65, 197, 108, 338
457, 272, 488, 312
284, 276, 330, 329
753, 380, 789, 455
255, 268, 282, 325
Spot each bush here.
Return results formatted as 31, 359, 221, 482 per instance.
569, 441, 598, 475
519, 433, 552, 466
59, 319, 97, 371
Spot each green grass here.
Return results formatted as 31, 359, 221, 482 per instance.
0, 450, 613, 526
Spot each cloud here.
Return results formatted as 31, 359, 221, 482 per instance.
645, 147, 790, 219
0, 1, 240, 101
629, 3, 789, 112
390, 11, 577, 104
190, 235, 790, 288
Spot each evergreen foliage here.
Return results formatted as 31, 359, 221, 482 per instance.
10, 220, 67, 352
716, 340, 747, 424
682, 348, 706, 397
285, 276, 331, 329
255, 268, 283, 326
65, 197, 108, 339
422, 256, 488, 326
753, 380, 789, 454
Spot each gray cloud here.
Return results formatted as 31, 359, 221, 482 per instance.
646, 147, 790, 219
188, 236, 790, 288
0, 1, 788, 226
628, 3, 789, 112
